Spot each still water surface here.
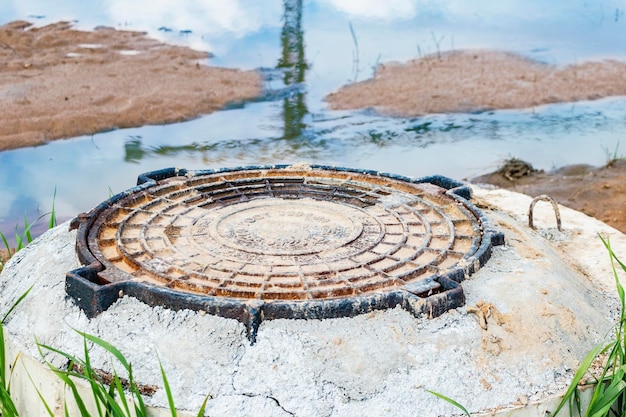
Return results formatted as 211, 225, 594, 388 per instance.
1, 0, 626, 241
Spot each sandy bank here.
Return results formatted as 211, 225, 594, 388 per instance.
0, 20, 261, 151
326, 49, 626, 116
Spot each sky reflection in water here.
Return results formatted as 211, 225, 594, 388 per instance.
1, 0, 626, 241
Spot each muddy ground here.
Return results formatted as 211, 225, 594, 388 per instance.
471, 158, 626, 234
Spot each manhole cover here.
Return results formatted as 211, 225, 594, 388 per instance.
67, 165, 503, 341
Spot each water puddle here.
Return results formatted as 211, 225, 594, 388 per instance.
1, 0, 626, 242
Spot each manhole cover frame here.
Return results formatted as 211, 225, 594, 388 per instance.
67, 165, 504, 342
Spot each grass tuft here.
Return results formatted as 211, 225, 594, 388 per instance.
0, 192, 213, 415
427, 236, 626, 417
37, 330, 211, 416
0, 191, 58, 272
554, 236, 626, 416
0, 286, 33, 417
38, 330, 149, 417
603, 142, 622, 168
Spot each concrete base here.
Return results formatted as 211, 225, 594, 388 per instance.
1, 186, 625, 416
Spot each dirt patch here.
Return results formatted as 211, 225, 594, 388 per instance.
0, 249, 11, 270
467, 300, 511, 356
472, 158, 626, 234
325, 49, 626, 116
0, 20, 261, 151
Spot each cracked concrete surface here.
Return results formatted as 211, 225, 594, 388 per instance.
1, 186, 625, 416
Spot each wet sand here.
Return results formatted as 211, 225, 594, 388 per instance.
0, 20, 261, 151
326, 49, 626, 116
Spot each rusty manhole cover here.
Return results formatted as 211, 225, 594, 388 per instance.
67, 165, 503, 341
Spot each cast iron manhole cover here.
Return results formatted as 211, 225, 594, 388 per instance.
67, 165, 503, 341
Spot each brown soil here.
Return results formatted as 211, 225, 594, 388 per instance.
0, 248, 11, 270
472, 158, 626, 234
0, 20, 262, 151
326, 49, 626, 116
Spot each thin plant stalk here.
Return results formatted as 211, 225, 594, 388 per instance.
349, 22, 359, 83
426, 237, 626, 417
1, 230, 12, 269
49, 187, 57, 230
0, 191, 58, 271
553, 236, 626, 416
426, 389, 471, 417
159, 356, 178, 417
38, 330, 211, 416
0, 286, 33, 416
25, 366, 56, 417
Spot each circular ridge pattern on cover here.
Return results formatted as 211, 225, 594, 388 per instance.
88, 168, 482, 301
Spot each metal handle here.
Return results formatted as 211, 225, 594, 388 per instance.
528, 195, 562, 231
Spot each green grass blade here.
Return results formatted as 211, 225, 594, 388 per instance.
131, 372, 148, 416
0, 230, 11, 256
73, 331, 147, 416
571, 388, 582, 417
6, 352, 21, 394
0, 230, 10, 271
106, 382, 117, 417
81, 338, 105, 417
552, 341, 609, 416
49, 187, 57, 229
74, 330, 130, 371
0, 320, 6, 389
79, 334, 135, 417
25, 365, 56, 417
23, 213, 33, 244
14, 226, 24, 252
426, 389, 471, 417
0, 286, 33, 415
36, 343, 90, 386
37, 342, 84, 370
159, 357, 177, 417
112, 369, 131, 416
196, 394, 210, 417
99, 390, 125, 417
2, 286, 33, 323
0, 387, 20, 416
587, 378, 626, 417
129, 364, 148, 416
40, 340, 127, 417
608, 243, 626, 275
600, 236, 626, 303
52, 369, 92, 417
